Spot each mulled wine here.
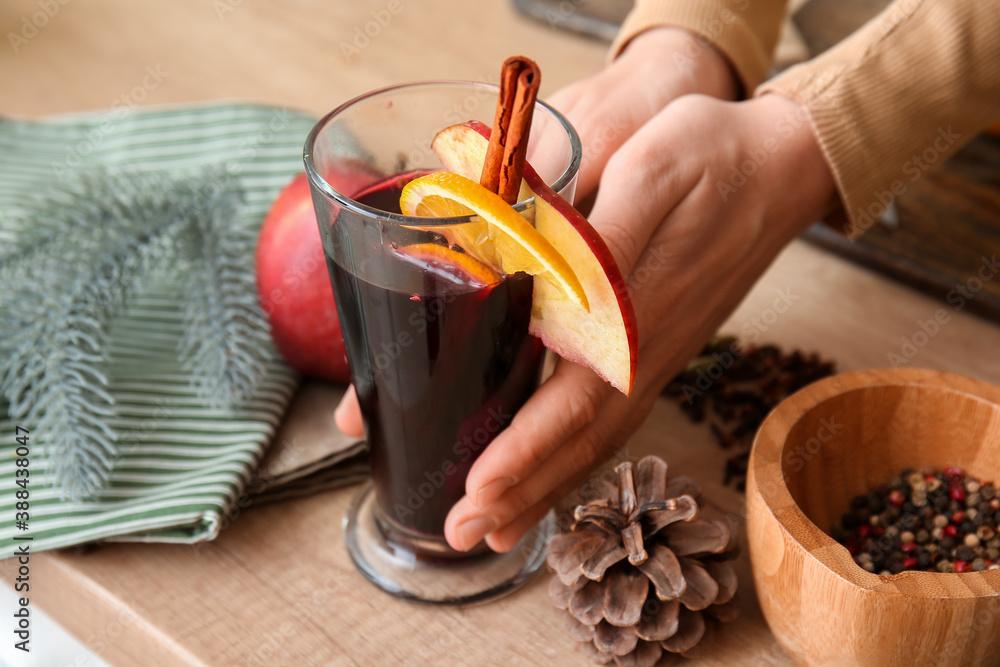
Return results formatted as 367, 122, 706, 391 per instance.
328, 173, 543, 554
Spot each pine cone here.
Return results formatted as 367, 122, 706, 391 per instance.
547, 456, 740, 666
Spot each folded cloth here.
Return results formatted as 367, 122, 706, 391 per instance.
0, 103, 324, 558
252, 382, 368, 505
254, 456, 370, 505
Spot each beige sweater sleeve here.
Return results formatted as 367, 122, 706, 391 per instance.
759, 0, 1000, 237
612, 0, 1000, 239
609, 0, 789, 93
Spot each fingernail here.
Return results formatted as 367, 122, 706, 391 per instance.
476, 477, 515, 508
455, 516, 498, 551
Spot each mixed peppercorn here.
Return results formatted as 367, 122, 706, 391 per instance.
833, 467, 1000, 574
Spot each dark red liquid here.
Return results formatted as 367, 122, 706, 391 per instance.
328, 173, 543, 553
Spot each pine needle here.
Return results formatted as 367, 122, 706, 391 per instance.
176, 181, 271, 407
0, 169, 263, 499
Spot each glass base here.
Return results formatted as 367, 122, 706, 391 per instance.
343, 481, 555, 605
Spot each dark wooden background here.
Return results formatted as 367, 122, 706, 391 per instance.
794, 0, 1000, 323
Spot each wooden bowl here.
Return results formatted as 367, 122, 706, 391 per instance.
747, 368, 1000, 667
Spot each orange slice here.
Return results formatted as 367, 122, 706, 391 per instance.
430, 121, 638, 395
399, 171, 588, 310
395, 243, 501, 287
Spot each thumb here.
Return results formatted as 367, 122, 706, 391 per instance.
334, 384, 365, 438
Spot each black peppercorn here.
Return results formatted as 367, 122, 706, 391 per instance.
954, 545, 975, 563
867, 491, 885, 514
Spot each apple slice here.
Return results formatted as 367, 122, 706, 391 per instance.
431, 121, 638, 395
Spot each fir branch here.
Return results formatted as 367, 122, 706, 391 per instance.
176, 184, 272, 407
0, 169, 253, 499
0, 191, 77, 277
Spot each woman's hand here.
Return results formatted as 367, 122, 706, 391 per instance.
547, 27, 741, 199
444, 93, 837, 552
333, 30, 837, 555
334, 28, 740, 441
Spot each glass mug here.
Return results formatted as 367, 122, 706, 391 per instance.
304, 81, 581, 604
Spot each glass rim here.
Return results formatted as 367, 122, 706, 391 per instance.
302, 79, 582, 227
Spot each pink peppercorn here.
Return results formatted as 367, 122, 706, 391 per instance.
950, 484, 967, 502
900, 542, 917, 554
889, 490, 906, 507
858, 525, 871, 539
952, 510, 967, 524
902, 557, 918, 569
954, 561, 971, 573
945, 524, 960, 539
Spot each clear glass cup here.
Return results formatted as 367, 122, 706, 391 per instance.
304, 81, 581, 604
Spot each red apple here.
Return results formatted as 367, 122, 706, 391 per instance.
256, 172, 350, 383
431, 122, 638, 394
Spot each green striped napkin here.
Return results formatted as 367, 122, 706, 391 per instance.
0, 103, 319, 558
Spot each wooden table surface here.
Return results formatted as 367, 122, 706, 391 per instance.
2, 1, 1000, 665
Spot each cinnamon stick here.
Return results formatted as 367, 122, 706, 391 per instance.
480, 56, 540, 205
